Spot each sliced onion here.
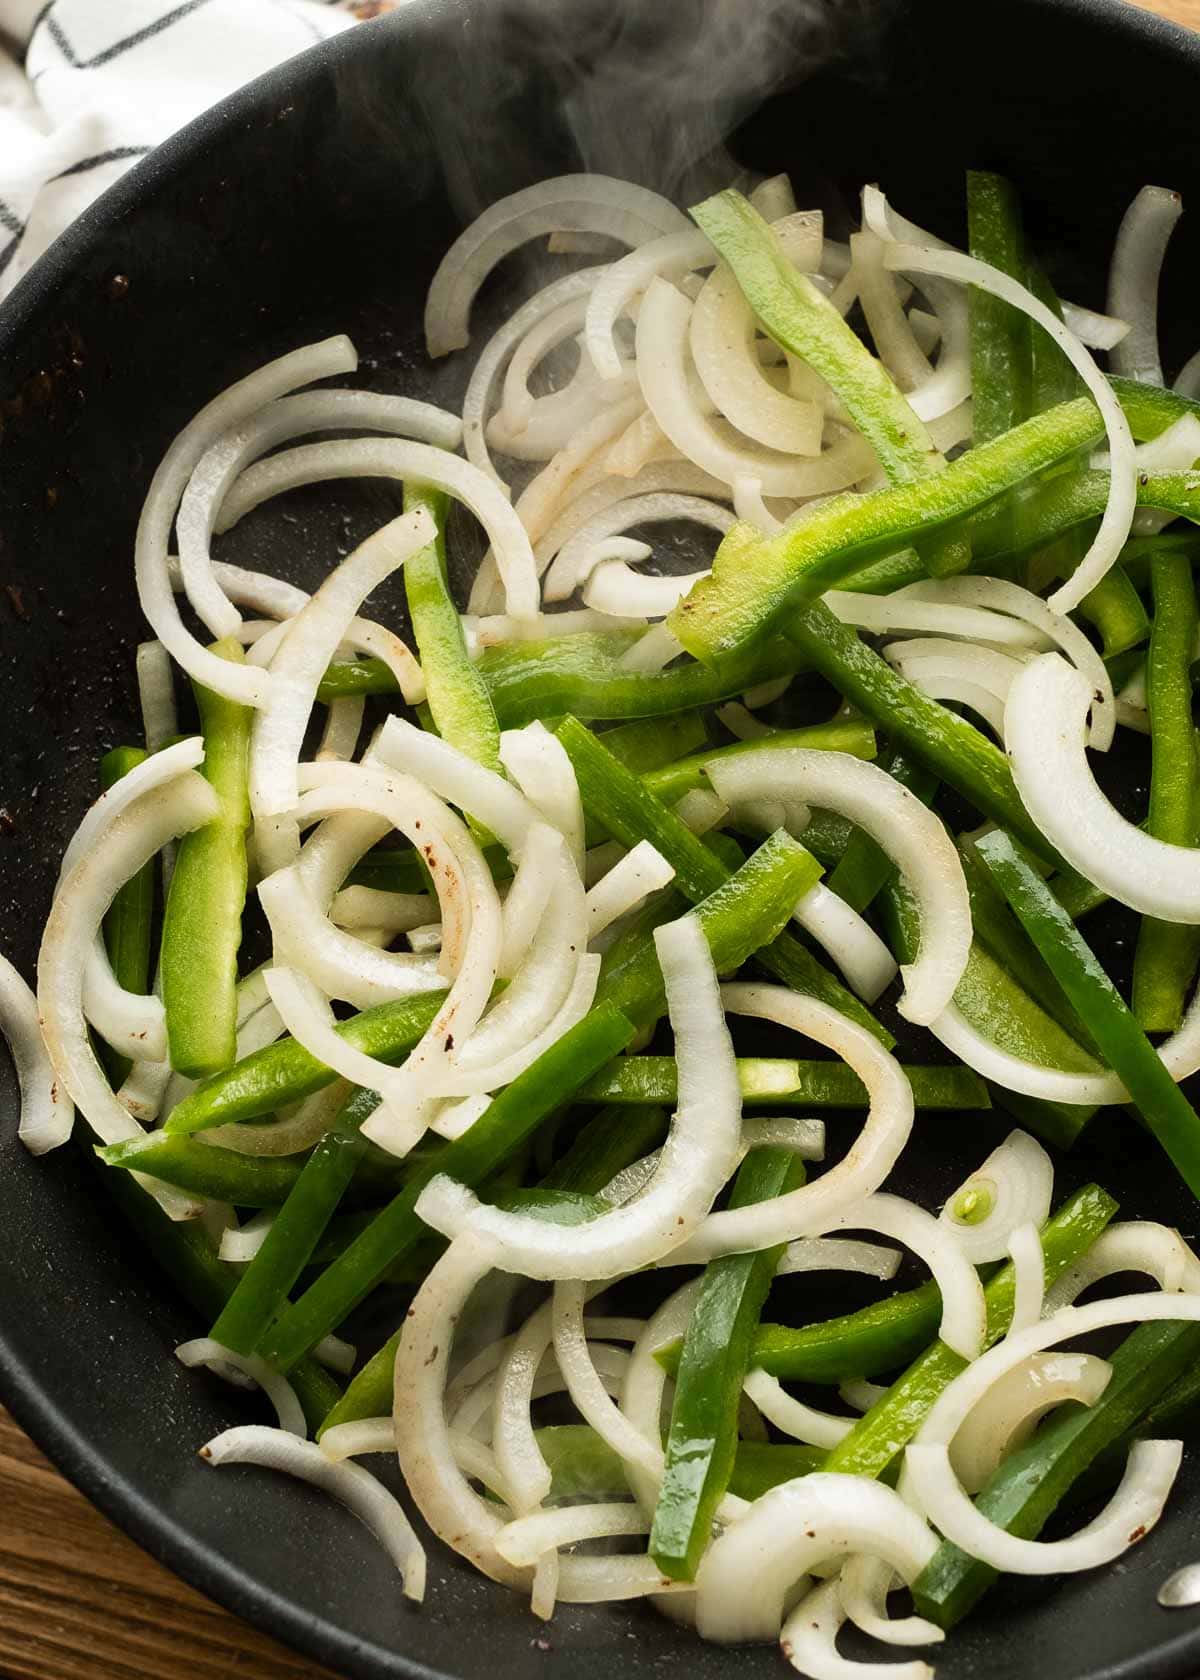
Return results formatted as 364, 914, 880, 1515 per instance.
715, 701, 773, 742
425, 174, 691, 358
851, 230, 933, 393
777, 1238, 901, 1283
248, 508, 432, 866
690, 220, 825, 455
462, 266, 608, 483
882, 648, 1016, 742
584, 561, 699, 619
1007, 1221, 1046, 1334
1044, 1221, 1200, 1312
586, 840, 675, 938
330, 887, 435, 933
825, 589, 1047, 651
201, 1424, 425, 1600
495, 1504, 649, 1568
553, 1282, 679, 1487
620, 1280, 701, 1514
694, 1473, 938, 1644
606, 410, 678, 477
136, 337, 357, 708
1007, 653, 1200, 920
670, 983, 914, 1260
498, 823, 564, 978
637, 278, 876, 496
373, 715, 538, 855
1108, 185, 1182, 386
905, 1292, 1200, 1573
904, 277, 970, 424
176, 1338, 305, 1436
136, 639, 179, 751
499, 722, 585, 874
705, 751, 970, 1025
0, 952, 73, 1154
949, 1352, 1112, 1494
543, 492, 735, 602
487, 354, 639, 462
781, 1575, 936, 1680
880, 235, 1136, 612
319, 1416, 397, 1463
585, 230, 714, 381
743, 1368, 855, 1450
791, 881, 898, 1003
220, 436, 540, 622
416, 913, 742, 1278
259, 867, 442, 1009
838, 1555, 946, 1650
532, 459, 729, 576
219, 1209, 275, 1263
38, 774, 218, 1154
1175, 348, 1200, 398
742, 1117, 827, 1162
316, 696, 363, 764
432, 949, 599, 1102
927, 1002, 1117, 1106
898, 575, 1113, 750
499, 298, 603, 435
939, 1129, 1054, 1263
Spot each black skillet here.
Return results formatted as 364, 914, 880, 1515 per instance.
3, 0, 1200, 1675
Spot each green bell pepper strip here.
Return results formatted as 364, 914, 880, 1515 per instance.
979, 469, 1200, 566
97, 1126, 411, 1208
164, 992, 444, 1134
97, 1152, 339, 1432
98, 746, 155, 1086
577, 1055, 989, 1111
1132, 551, 1200, 1032
641, 719, 877, 808
978, 829, 1200, 1199
556, 714, 893, 1045
321, 1102, 673, 1436
651, 1147, 807, 1580
820, 1183, 1119, 1479
318, 629, 809, 723
728, 1441, 825, 1499
1049, 869, 1110, 922
1109, 375, 1200, 441
596, 711, 711, 775
262, 1005, 636, 1375
403, 482, 502, 776
913, 1318, 1200, 1630
529, 1426, 823, 1505
786, 601, 1066, 868
268, 833, 813, 1379
667, 397, 1103, 665
967, 171, 1032, 447
159, 639, 252, 1078
825, 751, 938, 913
208, 1086, 375, 1357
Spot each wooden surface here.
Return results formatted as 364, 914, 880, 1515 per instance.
1, 1, 1197, 1676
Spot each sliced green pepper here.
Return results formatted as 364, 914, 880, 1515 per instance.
98, 746, 156, 1086
578, 1055, 988, 1111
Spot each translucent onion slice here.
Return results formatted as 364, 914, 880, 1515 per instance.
316, 696, 363, 764
219, 436, 540, 622
175, 1338, 305, 1436
824, 589, 1048, 651
949, 1352, 1112, 1495
136, 337, 357, 708
743, 1368, 855, 1450
636, 278, 877, 496
0, 952, 73, 1154
373, 716, 538, 854
586, 840, 675, 938
705, 750, 970, 1025
617, 620, 686, 674
248, 509, 432, 867
219, 1209, 276, 1263
330, 887, 435, 933
498, 823, 563, 978
319, 1416, 396, 1463
904, 1292, 1200, 1573
693, 1473, 937, 1644
1007, 1221, 1046, 1334
880, 235, 1136, 613
499, 298, 600, 435
690, 219, 825, 455
37, 774, 218, 1154
585, 230, 714, 381
499, 721, 586, 875
136, 639, 178, 752
487, 353, 639, 463
532, 459, 729, 576
495, 1504, 649, 1568
938, 1129, 1054, 1263
1108, 185, 1182, 386
1007, 653, 1200, 920
791, 882, 898, 1003
1043, 1221, 1200, 1312
781, 1575, 936, 1680
838, 1554, 946, 1650
543, 492, 735, 602
899, 575, 1114, 750
200, 1424, 425, 1600
925, 1004, 1118, 1106
670, 984, 915, 1262
777, 1238, 900, 1282
425, 173, 691, 357
850, 229, 933, 394
583, 561, 698, 619
416, 913, 742, 1277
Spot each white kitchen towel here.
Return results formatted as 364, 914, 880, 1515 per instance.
0, 0, 382, 301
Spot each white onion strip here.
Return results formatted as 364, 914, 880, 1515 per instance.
791, 882, 898, 1003
705, 751, 969, 1025
426, 174, 691, 357
1108, 185, 1182, 386
880, 236, 1136, 613
0, 952, 73, 1154
949, 1352, 1112, 1495
200, 1425, 425, 1600
781, 1576, 936, 1680
1044, 1221, 1200, 1312
586, 841, 675, 938
939, 1130, 1054, 1263
1007, 653, 1200, 920
176, 1339, 305, 1437
543, 492, 735, 603
417, 913, 742, 1278
743, 1368, 854, 1450
495, 1504, 649, 1568
586, 230, 714, 380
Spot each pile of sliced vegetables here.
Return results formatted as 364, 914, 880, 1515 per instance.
8, 163, 1200, 1675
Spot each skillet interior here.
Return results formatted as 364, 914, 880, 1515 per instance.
3, 1, 1200, 1676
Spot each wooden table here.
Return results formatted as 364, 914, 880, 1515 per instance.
1, 0, 1197, 1674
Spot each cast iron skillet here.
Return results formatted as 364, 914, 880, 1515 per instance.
3, 1, 1200, 1676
